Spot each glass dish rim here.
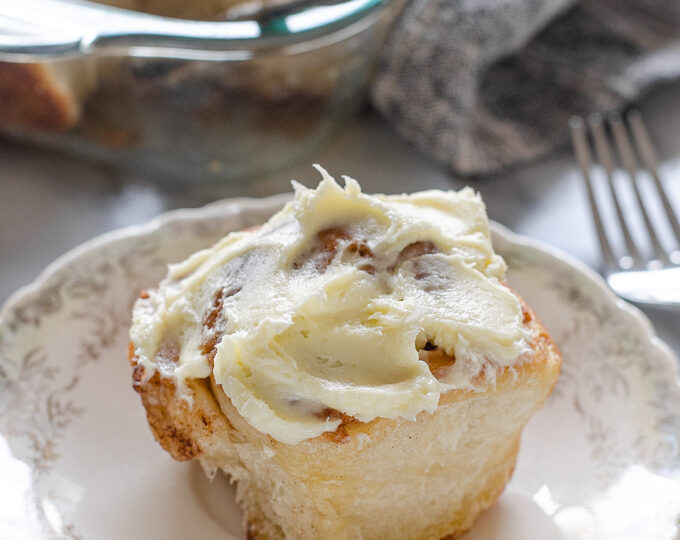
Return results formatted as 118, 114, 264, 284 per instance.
0, 0, 395, 62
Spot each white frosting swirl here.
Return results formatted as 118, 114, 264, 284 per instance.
130, 167, 530, 444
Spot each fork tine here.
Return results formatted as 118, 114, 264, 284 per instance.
609, 112, 669, 266
589, 113, 642, 268
569, 116, 617, 270
627, 110, 680, 250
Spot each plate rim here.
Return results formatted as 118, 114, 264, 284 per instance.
1, 192, 679, 539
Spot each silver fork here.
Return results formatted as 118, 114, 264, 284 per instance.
570, 110, 680, 310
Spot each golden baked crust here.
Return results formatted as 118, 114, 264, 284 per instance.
129, 286, 560, 539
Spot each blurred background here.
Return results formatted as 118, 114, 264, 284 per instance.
0, 0, 679, 352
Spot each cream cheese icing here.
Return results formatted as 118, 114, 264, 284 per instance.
130, 167, 530, 444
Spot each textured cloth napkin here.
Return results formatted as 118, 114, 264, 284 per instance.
371, 0, 680, 176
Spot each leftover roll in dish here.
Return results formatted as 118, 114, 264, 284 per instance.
128, 168, 561, 539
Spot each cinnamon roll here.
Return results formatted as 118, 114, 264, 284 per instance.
129, 167, 561, 539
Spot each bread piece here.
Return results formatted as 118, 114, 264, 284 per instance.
0, 0, 246, 133
128, 173, 561, 539
0, 60, 96, 132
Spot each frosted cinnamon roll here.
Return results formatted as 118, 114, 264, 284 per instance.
129, 167, 561, 539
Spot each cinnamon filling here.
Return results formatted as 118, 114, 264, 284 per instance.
293, 227, 377, 275
293, 227, 351, 272
293, 230, 440, 282
346, 239, 373, 258
157, 337, 180, 376
318, 407, 360, 444
417, 341, 456, 380
389, 241, 438, 273
200, 286, 241, 366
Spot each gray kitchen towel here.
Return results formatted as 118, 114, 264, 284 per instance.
371, 0, 680, 176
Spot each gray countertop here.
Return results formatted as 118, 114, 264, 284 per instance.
1, 85, 679, 358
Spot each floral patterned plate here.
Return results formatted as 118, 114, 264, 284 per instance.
1, 194, 679, 540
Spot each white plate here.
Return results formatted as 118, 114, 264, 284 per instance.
1, 194, 679, 540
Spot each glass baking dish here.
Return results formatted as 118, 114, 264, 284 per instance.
0, 0, 402, 182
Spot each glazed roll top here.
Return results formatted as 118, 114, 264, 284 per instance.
130, 168, 530, 444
